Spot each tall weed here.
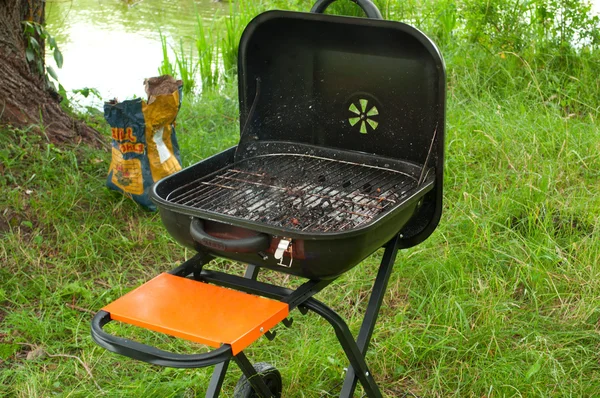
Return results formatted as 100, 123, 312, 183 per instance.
195, 12, 219, 91
220, 0, 261, 78
453, 0, 600, 114
157, 30, 175, 77
174, 39, 196, 95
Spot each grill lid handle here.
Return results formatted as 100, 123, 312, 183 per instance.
310, 0, 383, 20
190, 219, 270, 254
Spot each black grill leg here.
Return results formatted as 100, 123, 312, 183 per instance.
233, 351, 276, 398
206, 360, 229, 398
340, 235, 401, 398
205, 264, 261, 397
302, 297, 382, 397
244, 264, 260, 280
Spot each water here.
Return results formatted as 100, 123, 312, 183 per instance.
45, 0, 600, 108
45, 0, 229, 108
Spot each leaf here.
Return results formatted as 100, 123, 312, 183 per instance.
525, 356, 543, 379
21, 220, 33, 228
28, 36, 40, 52
46, 66, 58, 81
58, 83, 68, 98
26, 346, 46, 361
33, 23, 43, 37
89, 88, 101, 98
25, 48, 35, 62
53, 48, 63, 68
22, 22, 34, 35
48, 80, 58, 93
48, 36, 56, 49
73, 87, 101, 99
76, 88, 90, 97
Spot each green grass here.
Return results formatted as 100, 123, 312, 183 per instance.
158, 30, 176, 78
2, 78, 599, 397
2, 1, 600, 396
174, 39, 197, 96
195, 11, 220, 91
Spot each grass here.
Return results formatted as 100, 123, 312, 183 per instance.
195, 13, 219, 91
158, 30, 176, 78
2, 1, 600, 397
2, 79, 599, 398
174, 39, 197, 96
159, 0, 262, 94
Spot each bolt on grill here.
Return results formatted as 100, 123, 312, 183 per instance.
166, 154, 418, 233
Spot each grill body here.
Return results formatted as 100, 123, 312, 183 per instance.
151, 9, 445, 280
152, 144, 434, 279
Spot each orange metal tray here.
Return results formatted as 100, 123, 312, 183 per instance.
102, 273, 289, 355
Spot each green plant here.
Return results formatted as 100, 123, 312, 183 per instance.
157, 30, 175, 77
220, 1, 260, 78
174, 39, 197, 95
22, 21, 63, 88
220, 8, 242, 77
71, 87, 102, 100
195, 12, 219, 91
435, 0, 457, 48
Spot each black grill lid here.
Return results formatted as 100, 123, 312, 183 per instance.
237, 3, 445, 247
238, 9, 445, 163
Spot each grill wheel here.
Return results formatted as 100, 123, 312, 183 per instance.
233, 362, 283, 398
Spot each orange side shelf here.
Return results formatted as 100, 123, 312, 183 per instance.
102, 273, 289, 355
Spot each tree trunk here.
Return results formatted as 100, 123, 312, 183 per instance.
0, 0, 105, 147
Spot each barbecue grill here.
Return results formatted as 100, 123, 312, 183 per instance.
92, 1, 445, 396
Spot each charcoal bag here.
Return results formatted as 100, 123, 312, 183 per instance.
104, 85, 183, 210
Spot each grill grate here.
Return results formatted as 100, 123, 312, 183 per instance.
166, 154, 418, 232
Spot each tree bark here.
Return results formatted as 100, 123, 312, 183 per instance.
0, 0, 105, 147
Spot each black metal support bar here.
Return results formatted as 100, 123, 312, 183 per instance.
206, 263, 262, 397
198, 268, 382, 397
233, 351, 277, 398
200, 269, 292, 299
340, 235, 402, 397
281, 278, 333, 309
244, 263, 260, 280
199, 269, 333, 311
91, 311, 233, 368
300, 299, 382, 398
206, 360, 229, 398
168, 252, 213, 277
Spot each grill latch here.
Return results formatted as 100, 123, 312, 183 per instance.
274, 238, 293, 268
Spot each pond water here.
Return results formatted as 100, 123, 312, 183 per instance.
45, 0, 229, 107
46, 0, 600, 108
